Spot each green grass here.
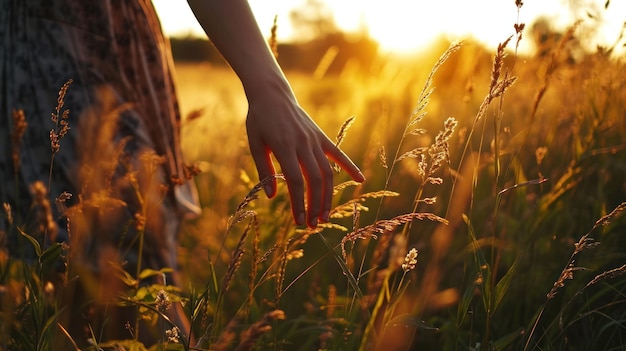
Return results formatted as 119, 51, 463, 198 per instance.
2, 17, 626, 351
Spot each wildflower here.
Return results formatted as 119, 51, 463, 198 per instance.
402, 248, 419, 273
165, 326, 180, 343
155, 289, 170, 313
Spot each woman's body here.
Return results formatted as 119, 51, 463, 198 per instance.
1, 0, 199, 266
1, 0, 363, 345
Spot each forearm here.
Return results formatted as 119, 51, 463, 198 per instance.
187, 0, 292, 98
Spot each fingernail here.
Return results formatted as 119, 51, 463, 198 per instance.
296, 212, 305, 226
321, 210, 330, 223
309, 217, 318, 228
263, 184, 273, 197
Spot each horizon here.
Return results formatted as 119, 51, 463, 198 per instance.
153, 0, 626, 56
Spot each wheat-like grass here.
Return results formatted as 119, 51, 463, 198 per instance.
408, 42, 462, 128
330, 190, 399, 219
524, 202, 626, 350
474, 36, 517, 123
3, 202, 13, 227
221, 223, 248, 294
11, 109, 28, 170
363, 44, 461, 289
528, 21, 581, 124
584, 264, 626, 289
332, 180, 361, 195
211, 317, 238, 351
30, 181, 57, 243
50, 79, 73, 154
227, 174, 285, 230
274, 240, 289, 302
332, 115, 357, 172
378, 145, 388, 169
340, 212, 448, 260
335, 115, 356, 147
234, 310, 285, 351
591, 201, 626, 230
246, 217, 260, 316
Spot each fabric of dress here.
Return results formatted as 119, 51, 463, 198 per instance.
0, 0, 200, 278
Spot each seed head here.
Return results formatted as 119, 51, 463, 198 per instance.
155, 289, 170, 313
165, 326, 180, 343
402, 248, 419, 273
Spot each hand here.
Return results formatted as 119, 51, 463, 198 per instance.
188, 0, 364, 227
246, 89, 364, 228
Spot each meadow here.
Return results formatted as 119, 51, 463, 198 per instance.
2, 15, 626, 351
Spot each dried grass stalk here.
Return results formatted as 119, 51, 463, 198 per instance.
340, 212, 448, 259
235, 310, 285, 351
11, 109, 28, 170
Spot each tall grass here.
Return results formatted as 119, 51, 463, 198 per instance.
2, 4, 626, 350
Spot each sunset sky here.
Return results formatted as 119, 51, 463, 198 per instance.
153, 0, 626, 55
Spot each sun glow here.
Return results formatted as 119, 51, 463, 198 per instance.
332, 0, 525, 53
153, 0, 626, 56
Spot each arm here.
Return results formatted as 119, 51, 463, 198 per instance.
187, 0, 364, 227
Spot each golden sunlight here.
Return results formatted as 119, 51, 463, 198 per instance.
153, 0, 626, 55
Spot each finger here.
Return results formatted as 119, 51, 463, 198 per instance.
324, 140, 365, 182
315, 149, 334, 223
273, 149, 306, 226
248, 134, 277, 198
300, 149, 325, 228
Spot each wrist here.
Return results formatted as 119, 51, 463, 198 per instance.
242, 73, 295, 104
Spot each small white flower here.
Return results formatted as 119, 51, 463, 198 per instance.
402, 248, 419, 273
155, 289, 170, 313
166, 326, 180, 343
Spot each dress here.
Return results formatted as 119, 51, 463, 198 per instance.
0, 0, 200, 279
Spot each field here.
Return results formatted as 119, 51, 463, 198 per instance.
170, 29, 626, 350
2, 19, 626, 351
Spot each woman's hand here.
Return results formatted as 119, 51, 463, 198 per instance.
187, 0, 364, 226
246, 88, 364, 227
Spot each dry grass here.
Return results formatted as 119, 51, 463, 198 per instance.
2, 6, 626, 350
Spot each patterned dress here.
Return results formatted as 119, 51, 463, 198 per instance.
0, 0, 200, 279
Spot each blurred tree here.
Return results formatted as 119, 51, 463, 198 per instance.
289, 0, 338, 42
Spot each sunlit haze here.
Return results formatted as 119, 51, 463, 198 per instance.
153, 0, 626, 55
